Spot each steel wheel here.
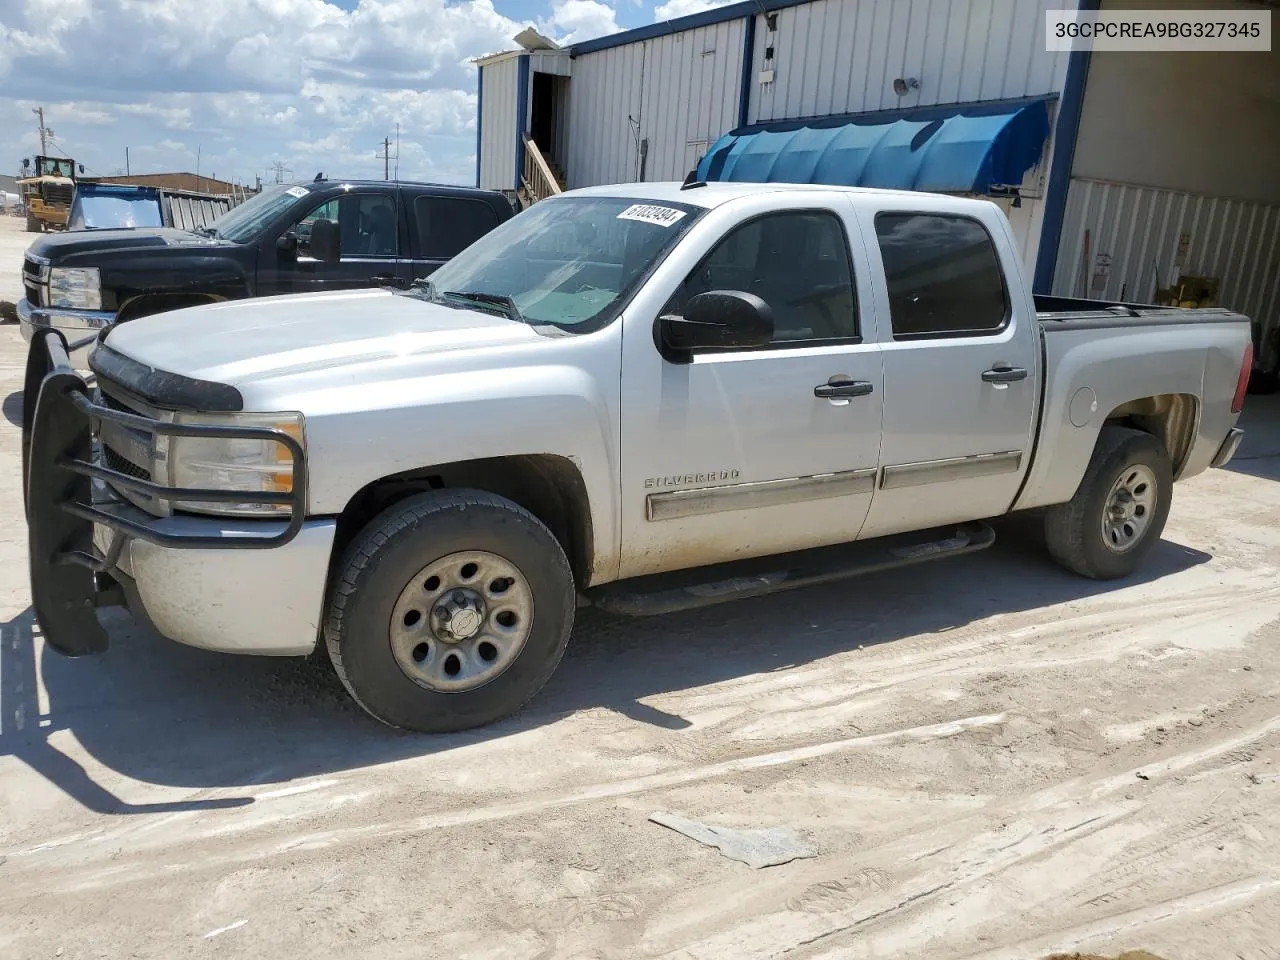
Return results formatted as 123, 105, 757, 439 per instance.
1100, 463, 1157, 553
389, 550, 534, 693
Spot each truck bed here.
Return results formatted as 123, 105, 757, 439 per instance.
1013, 294, 1251, 514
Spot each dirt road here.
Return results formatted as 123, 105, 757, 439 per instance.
1, 310, 1278, 958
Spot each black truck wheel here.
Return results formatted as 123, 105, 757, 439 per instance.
1044, 426, 1173, 580
324, 490, 575, 733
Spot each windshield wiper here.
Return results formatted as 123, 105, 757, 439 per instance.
441, 290, 524, 323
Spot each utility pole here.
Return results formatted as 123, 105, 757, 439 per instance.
125, 146, 130, 176
271, 160, 291, 184
32, 107, 51, 154
377, 136, 392, 180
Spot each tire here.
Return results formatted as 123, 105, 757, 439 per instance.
25, 215, 40, 233
1044, 426, 1173, 580
324, 490, 575, 733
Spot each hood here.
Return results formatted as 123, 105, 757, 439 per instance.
28, 227, 230, 262
101, 288, 545, 388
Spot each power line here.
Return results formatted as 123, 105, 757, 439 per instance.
271, 160, 292, 184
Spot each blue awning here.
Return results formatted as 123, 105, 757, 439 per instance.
695, 96, 1053, 195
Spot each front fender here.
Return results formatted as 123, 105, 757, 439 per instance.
106, 253, 252, 308
262, 334, 623, 584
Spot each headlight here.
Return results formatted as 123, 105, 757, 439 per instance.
163, 411, 305, 517
48, 266, 101, 310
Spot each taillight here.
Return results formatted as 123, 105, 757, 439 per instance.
1232, 341, 1253, 415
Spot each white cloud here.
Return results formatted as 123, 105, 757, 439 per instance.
539, 0, 620, 44
653, 0, 733, 21
0, 0, 572, 186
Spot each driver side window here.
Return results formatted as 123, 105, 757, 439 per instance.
293, 194, 399, 259
667, 210, 860, 346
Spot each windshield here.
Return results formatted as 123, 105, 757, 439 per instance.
37, 157, 74, 178
70, 194, 163, 230
414, 196, 705, 331
208, 183, 308, 242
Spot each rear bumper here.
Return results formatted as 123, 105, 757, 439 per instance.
18, 298, 114, 367
1211, 427, 1244, 469
22, 328, 320, 657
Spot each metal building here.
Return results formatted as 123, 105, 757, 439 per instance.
475, 0, 1279, 362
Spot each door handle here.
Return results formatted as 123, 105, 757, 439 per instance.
981, 365, 1028, 384
814, 380, 875, 399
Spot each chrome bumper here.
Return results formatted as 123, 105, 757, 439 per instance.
18, 298, 114, 365
1211, 428, 1244, 469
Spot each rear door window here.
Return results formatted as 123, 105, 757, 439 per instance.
415, 196, 500, 260
874, 212, 1009, 339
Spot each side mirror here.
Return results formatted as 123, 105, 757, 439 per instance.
309, 218, 341, 263
276, 231, 298, 253
659, 291, 773, 353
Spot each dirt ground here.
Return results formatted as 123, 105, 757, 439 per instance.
0, 214, 33, 305
0, 214, 1278, 958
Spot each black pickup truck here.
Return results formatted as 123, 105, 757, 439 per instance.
19, 178, 516, 359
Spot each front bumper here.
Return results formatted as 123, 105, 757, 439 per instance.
18, 298, 115, 367
22, 328, 324, 658
1211, 427, 1244, 469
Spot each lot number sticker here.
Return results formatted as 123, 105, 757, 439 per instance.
286, 186, 310, 198
617, 204, 687, 227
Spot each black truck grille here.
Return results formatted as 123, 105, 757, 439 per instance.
22, 255, 44, 306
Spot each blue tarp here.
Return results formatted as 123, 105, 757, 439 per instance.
695, 97, 1052, 195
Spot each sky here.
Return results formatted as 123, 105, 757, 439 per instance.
0, 0, 734, 189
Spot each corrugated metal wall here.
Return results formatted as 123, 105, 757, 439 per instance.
747, 0, 1070, 123
565, 44, 645, 188
479, 56, 521, 192
1053, 177, 1280, 336
163, 193, 239, 231
566, 20, 744, 188
638, 20, 747, 182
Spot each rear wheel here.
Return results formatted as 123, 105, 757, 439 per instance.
1044, 426, 1173, 580
25, 214, 41, 233
324, 490, 575, 732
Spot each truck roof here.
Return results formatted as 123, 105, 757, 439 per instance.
290, 179, 505, 198
564, 180, 1002, 214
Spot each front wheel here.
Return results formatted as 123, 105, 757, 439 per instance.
324, 490, 575, 733
1044, 426, 1173, 580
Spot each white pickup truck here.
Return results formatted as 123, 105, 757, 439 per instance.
23, 182, 1252, 733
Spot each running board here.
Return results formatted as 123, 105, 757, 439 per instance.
585, 521, 996, 617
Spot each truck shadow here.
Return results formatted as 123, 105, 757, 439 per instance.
4, 520, 1211, 807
